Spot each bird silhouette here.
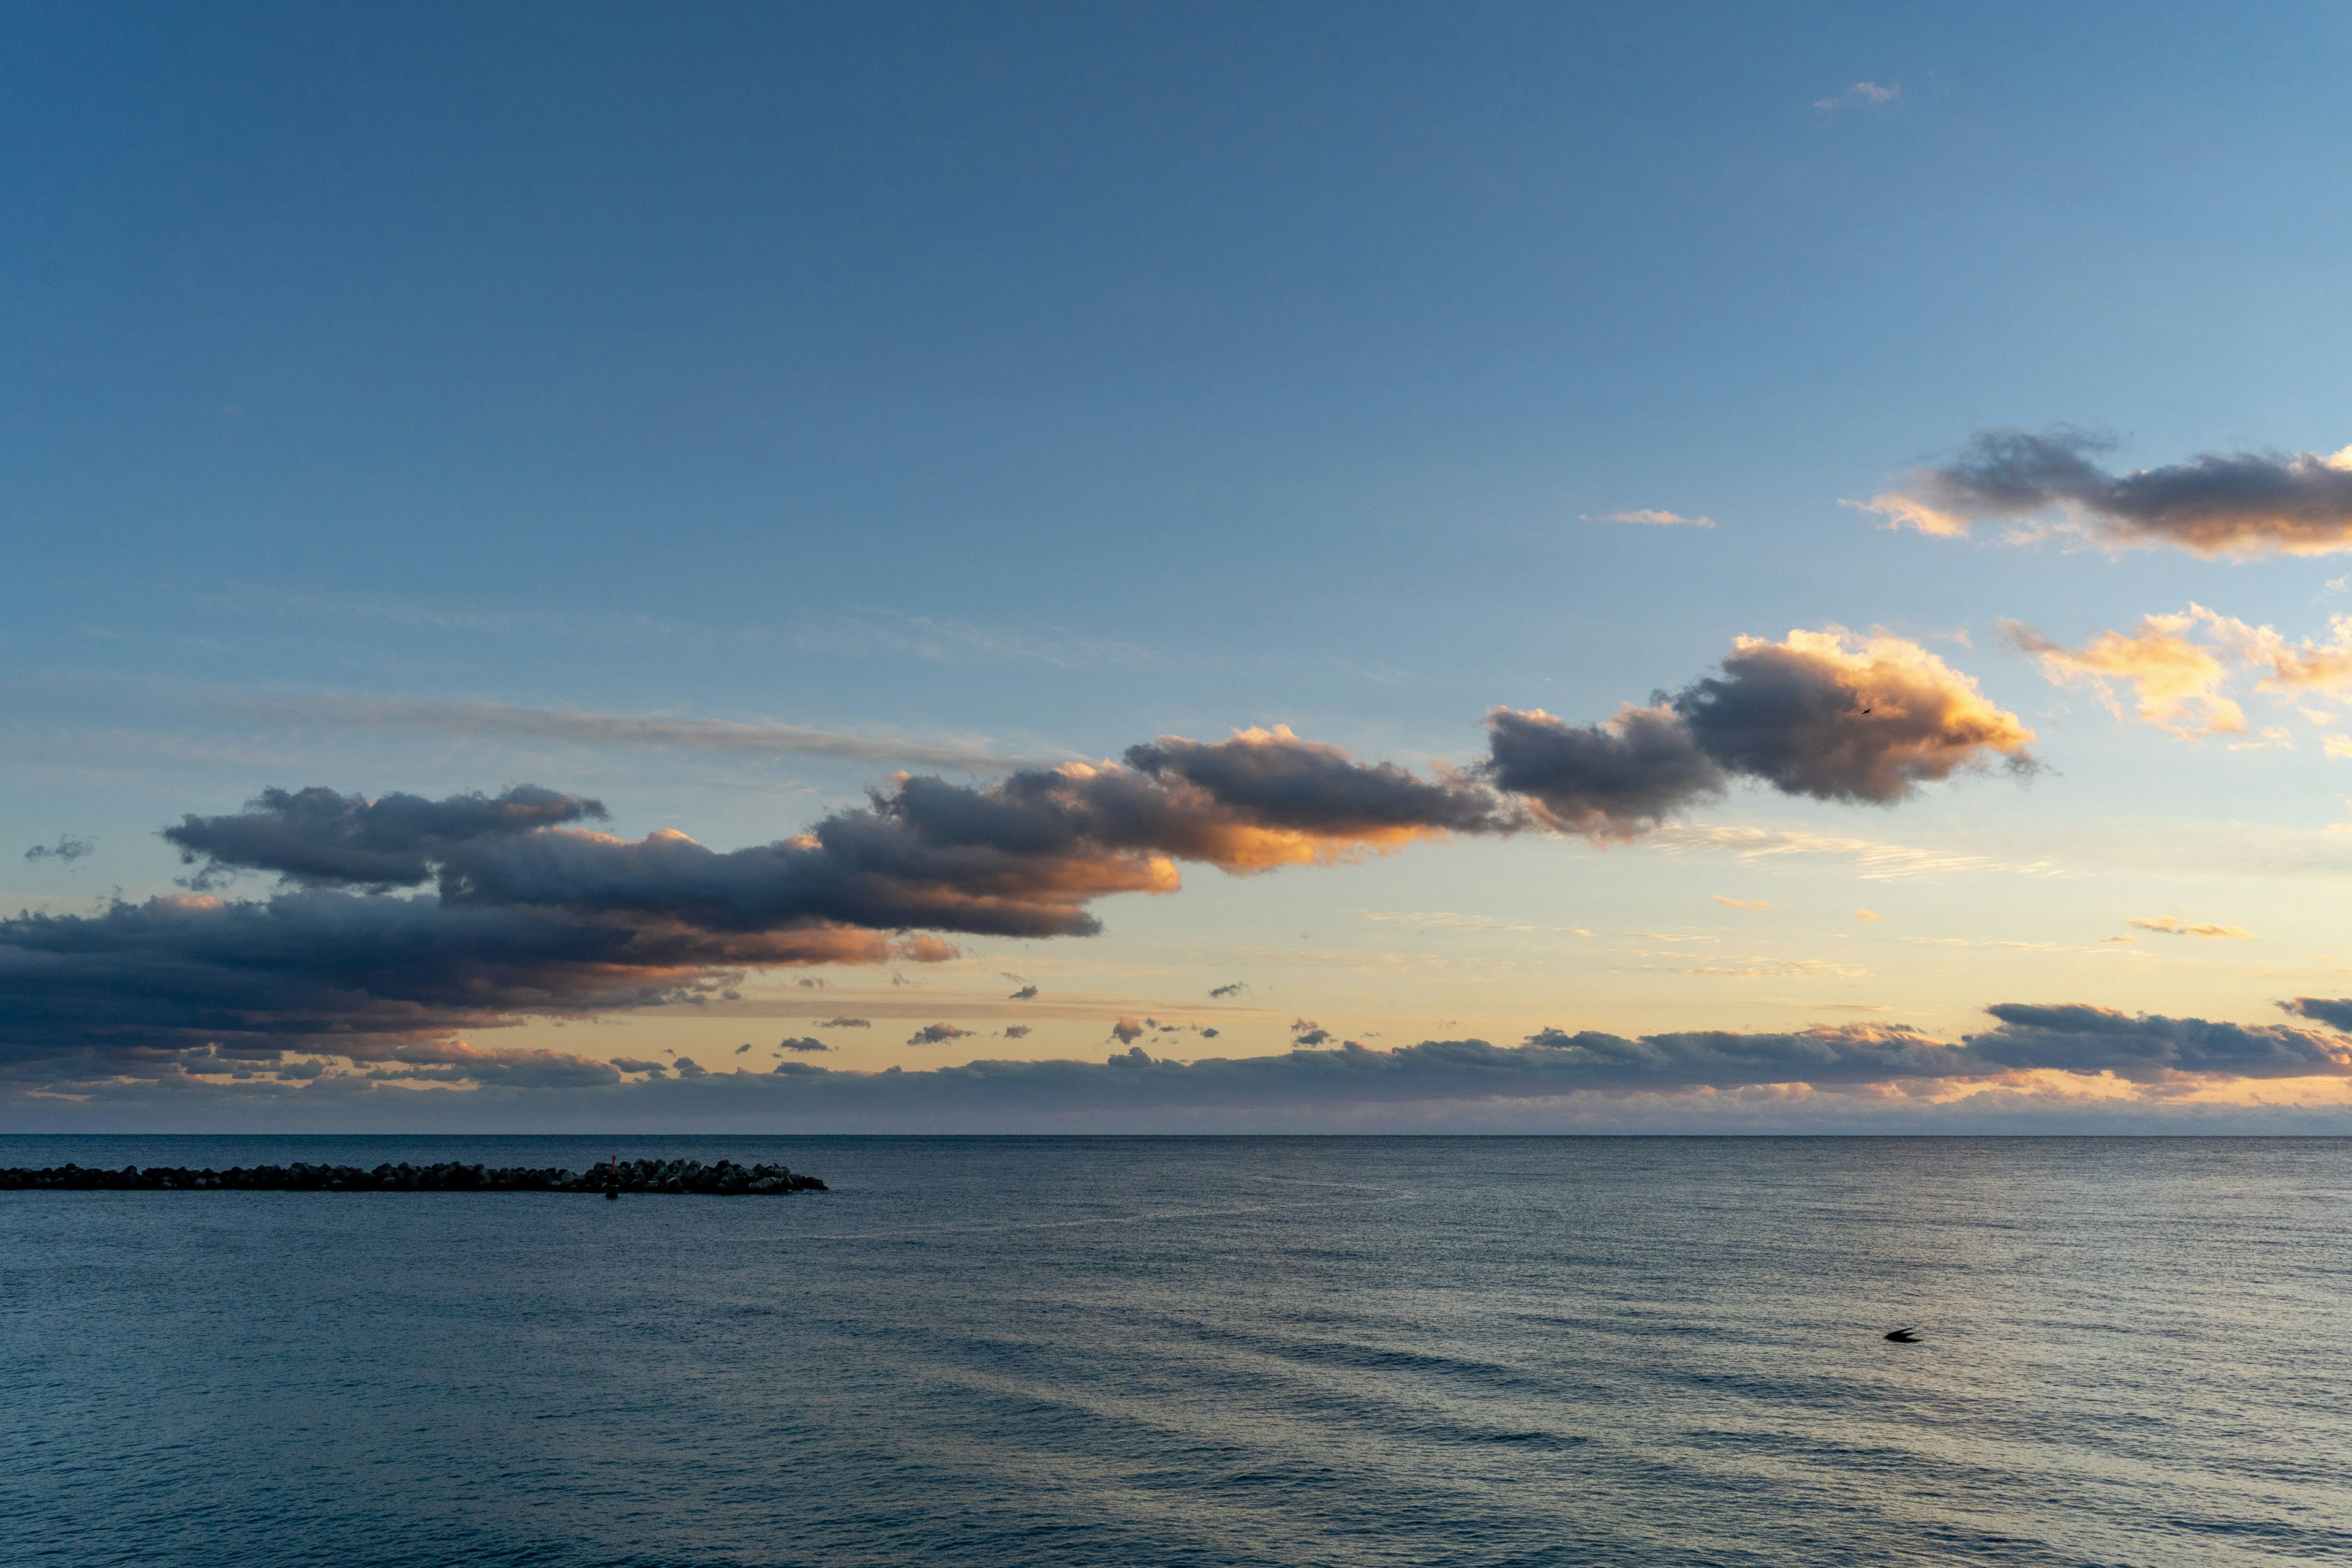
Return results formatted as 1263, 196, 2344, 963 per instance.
1883, 1327, 1920, 1343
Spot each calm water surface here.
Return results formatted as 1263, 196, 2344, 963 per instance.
1, 1136, 2345, 1566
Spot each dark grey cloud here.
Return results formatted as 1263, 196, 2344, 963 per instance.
907, 1023, 974, 1046
167, 785, 605, 890
777, 1036, 831, 1053
24, 834, 96, 865
608, 1057, 667, 1076
1208, 982, 1247, 999
815, 1017, 870, 1028
1008, 984, 1038, 1000
1125, 728, 1515, 839
1482, 704, 1724, 835
1482, 630, 2037, 831
1863, 427, 2352, 557
0, 885, 907, 1091
2284, 997, 2352, 1031
1000, 1025, 1032, 1039
1961, 1003, 2350, 1082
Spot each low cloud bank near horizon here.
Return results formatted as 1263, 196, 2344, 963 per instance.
7, 1003, 2349, 1131
1858, 428, 2352, 557
0, 630, 2037, 1087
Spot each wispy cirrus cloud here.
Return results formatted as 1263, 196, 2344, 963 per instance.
202, 691, 1031, 771
2127, 915, 2256, 940
1815, 81, 1899, 111
1646, 824, 2060, 880
1581, 508, 1714, 528
1854, 428, 2352, 557
793, 610, 1163, 669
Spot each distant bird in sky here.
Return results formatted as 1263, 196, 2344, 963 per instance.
1883, 1327, 1920, 1343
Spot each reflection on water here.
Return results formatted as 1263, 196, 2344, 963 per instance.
2, 1136, 2345, 1566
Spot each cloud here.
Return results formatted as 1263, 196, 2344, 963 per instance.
1713, 896, 1776, 911
1110, 1017, 1145, 1044
1291, 1019, 1333, 1047
1000, 1025, 1033, 1039
777, 1036, 830, 1052
2003, 614, 2246, 737
1484, 629, 2035, 833
205, 691, 1028, 771
1123, 725, 1519, 864
609, 1057, 667, 1076
0, 889, 771, 1073
4, 634, 2033, 1089
2125, 916, 2256, 940
24, 835, 95, 865
1815, 81, 1899, 110
1855, 428, 2352, 557
16, 1001, 2352, 1129
906, 1023, 975, 1046
1855, 908, 1882, 922
165, 785, 608, 891
1208, 982, 1248, 999
734, 1042, 752, 1054
595, 1005, 2352, 1111
1583, 509, 1714, 529
1008, 984, 1038, 1000
814, 1017, 870, 1028
2283, 997, 2352, 1031
2003, 603, 2352, 743
1965, 1003, 2343, 1081
1647, 823, 2058, 880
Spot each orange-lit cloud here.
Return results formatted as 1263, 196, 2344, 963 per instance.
2003, 614, 2245, 736
2008, 604, 2352, 742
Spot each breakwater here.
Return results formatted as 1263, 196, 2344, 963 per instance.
0, 1158, 826, 1194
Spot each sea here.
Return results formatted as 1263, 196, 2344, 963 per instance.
1, 1135, 2345, 1566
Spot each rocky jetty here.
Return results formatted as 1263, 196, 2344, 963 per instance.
0, 1158, 826, 1194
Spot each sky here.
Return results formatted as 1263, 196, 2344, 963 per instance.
11, 1, 2352, 1131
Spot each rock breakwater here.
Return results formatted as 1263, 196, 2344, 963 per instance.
0, 1158, 826, 1194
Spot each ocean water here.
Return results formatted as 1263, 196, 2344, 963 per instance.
1, 1136, 2345, 1566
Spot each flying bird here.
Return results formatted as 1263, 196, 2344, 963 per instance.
1883, 1327, 1920, 1343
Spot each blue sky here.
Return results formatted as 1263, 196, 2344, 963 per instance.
11, 2, 2352, 1129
